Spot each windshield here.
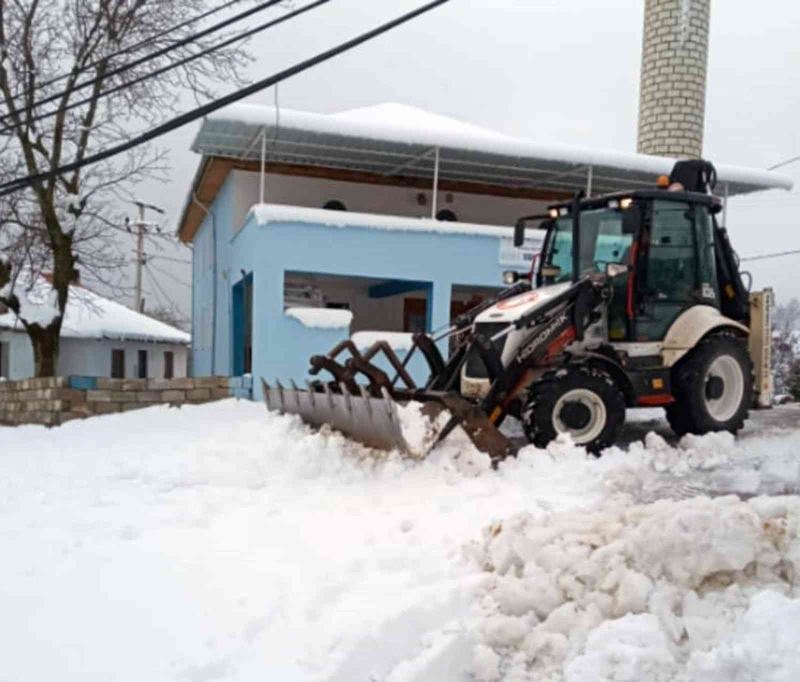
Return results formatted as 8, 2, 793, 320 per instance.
543, 208, 633, 283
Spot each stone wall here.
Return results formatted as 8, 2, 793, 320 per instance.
637, 0, 710, 158
0, 375, 254, 426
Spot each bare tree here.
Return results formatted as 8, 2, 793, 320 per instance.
773, 297, 800, 397
0, 0, 250, 376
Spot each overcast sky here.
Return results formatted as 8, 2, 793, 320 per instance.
133, 0, 800, 317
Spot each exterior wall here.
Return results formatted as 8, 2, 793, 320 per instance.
0, 331, 34, 380
0, 375, 249, 427
192, 172, 237, 377
223, 213, 536, 398
191, 170, 547, 394
637, 0, 710, 157
59, 338, 188, 379
230, 170, 549, 234
0, 330, 187, 380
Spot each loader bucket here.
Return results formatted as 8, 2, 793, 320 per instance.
262, 379, 515, 462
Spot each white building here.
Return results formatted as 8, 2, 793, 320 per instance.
0, 279, 190, 381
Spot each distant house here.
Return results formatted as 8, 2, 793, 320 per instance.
176, 102, 790, 395
0, 278, 190, 381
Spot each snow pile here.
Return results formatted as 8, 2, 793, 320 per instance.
3, 400, 800, 681
351, 330, 415, 351
285, 305, 353, 329
468, 491, 800, 681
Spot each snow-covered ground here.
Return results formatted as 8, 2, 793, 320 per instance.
2, 400, 800, 681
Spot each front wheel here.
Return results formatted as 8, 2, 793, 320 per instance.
666, 333, 753, 437
522, 366, 626, 453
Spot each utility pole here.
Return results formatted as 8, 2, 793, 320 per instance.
129, 200, 165, 313
135, 203, 145, 312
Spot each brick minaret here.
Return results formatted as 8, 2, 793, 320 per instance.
637, 0, 710, 158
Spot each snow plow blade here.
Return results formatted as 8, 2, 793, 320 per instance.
262, 379, 516, 462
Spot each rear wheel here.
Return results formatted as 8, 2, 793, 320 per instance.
666, 333, 753, 437
522, 366, 625, 453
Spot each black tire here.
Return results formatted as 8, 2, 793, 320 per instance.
666, 332, 753, 437
522, 365, 626, 453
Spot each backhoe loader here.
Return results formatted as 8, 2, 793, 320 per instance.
263, 160, 773, 461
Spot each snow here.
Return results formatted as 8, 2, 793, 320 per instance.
252, 203, 516, 238
0, 275, 190, 343
351, 330, 416, 351
206, 102, 793, 194
0, 274, 60, 327
285, 306, 353, 329
3, 400, 800, 681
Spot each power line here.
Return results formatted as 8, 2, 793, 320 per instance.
4, 0, 245, 106
149, 254, 192, 266
768, 154, 800, 172
0, 0, 287, 131
0, 0, 331, 136
144, 264, 181, 312
0, 0, 452, 197
147, 261, 192, 289
741, 249, 800, 263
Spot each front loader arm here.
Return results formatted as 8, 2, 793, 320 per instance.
480, 277, 608, 421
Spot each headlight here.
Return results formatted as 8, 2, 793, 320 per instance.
502, 270, 518, 285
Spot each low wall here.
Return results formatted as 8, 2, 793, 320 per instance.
0, 375, 254, 427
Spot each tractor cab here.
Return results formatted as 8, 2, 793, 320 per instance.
515, 159, 751, 345
533, 190, 724, 343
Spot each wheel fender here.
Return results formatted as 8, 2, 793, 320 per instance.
661, 306, 749, 367
577, 352, 635, 405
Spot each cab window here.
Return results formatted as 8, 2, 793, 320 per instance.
543, 209, 633, 284
635, 200, 717, 341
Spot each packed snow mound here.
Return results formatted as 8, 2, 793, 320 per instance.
3, 401, 800, 681
468, 493, 800, 681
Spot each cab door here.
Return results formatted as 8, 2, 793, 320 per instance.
634, 199, 719, 342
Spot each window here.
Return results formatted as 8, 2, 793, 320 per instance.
635, 200, 717, 341
543, 209, 633, 283
164, 351, 174, 379
111, 349, 125, 379
644, 201, 697, 303
137, 350, 148, 379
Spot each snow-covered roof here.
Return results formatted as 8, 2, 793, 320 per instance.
193, 102, 793, 197
0, 277, 190, 345
251, 204, 536, 239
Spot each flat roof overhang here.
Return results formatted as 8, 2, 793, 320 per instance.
178, 103, 793, 242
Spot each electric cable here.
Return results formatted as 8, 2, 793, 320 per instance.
0, 0, 451, 197
768, 155, 800, 172
147, 260, 192, 289
740, 248, 800, 263
3, 0, 245, 106
0, 0, 330, 137
0, 0, 287, 130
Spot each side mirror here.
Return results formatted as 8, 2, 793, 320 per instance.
512, 214, 552, 247
513, 219, 525, 247
605, 263, 629, 279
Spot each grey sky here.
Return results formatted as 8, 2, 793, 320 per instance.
133, 0, 800, 317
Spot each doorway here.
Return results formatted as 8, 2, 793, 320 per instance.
232, 273, 253, 375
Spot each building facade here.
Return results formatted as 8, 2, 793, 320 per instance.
0, 281, 189, 381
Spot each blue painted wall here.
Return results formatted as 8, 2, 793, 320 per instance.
192, 192, 533, 398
